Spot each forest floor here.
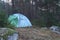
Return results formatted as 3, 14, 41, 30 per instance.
15, 26, 60, 40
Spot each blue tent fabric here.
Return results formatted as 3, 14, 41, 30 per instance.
8, 13, 32, 27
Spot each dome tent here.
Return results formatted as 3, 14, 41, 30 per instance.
8, 13, 32, 27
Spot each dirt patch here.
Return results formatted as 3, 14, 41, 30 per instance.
15, 27, 60, 40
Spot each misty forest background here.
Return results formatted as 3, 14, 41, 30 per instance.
0, 0, 60, 28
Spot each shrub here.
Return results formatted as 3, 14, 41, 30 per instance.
0, 10, 15, 29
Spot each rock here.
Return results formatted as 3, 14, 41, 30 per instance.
0, 28, 18, 40
0, 28, 8, 36
7, 32, 18, 40
50, 26, 60, 34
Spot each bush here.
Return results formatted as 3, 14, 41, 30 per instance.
31, 19, 47, 27
0, 10, 15, 29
